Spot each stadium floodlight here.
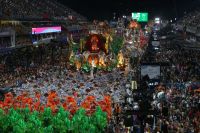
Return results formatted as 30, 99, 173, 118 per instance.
155, 18, 160, 21
155, 17, 160, 24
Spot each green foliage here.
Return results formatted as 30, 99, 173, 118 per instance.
52, 107, 69, 133
72, 43, 80, 53
111, 36, 124, 55
0, 107, 107, 133
81, 62, 91, 73
69, 56, 75, 65
106, 66, 113, 72
26, 111, 43, 133
107, 59, 118, 72
91, 107, 107, 133
72, 108, 91, 133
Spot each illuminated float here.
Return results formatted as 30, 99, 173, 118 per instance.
117, 50, 125, 68
68, 26, 126, 75
84, 33, 106, 67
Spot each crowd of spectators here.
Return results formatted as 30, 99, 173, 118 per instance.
0, 23, 31, 48
137, 30, 200, 133
178, 9, 200, 27
158, 49, 200, 83
16, 36, 32, 46
142, 39, 200, 84
0, 37, 12, 49
149, 85, 200, 133
0, 59, 134, 133
0, 0, 86, 22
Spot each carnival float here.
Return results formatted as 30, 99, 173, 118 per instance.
68, 22, 126, 77
66, 20, 149, 79
123, 20, 149, 65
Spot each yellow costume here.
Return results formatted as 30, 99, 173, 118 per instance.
80, 38, 85, 53
104, 33, 113, 54
117, 51, 124, 68
99, 55, 106, 67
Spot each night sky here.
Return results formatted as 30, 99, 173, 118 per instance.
58, 0, 200, 20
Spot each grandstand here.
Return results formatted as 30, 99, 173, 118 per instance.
0, 0, 87, 22
177, 9, 200, 27
0, 0, 88, 49
176, 9, 200, 43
